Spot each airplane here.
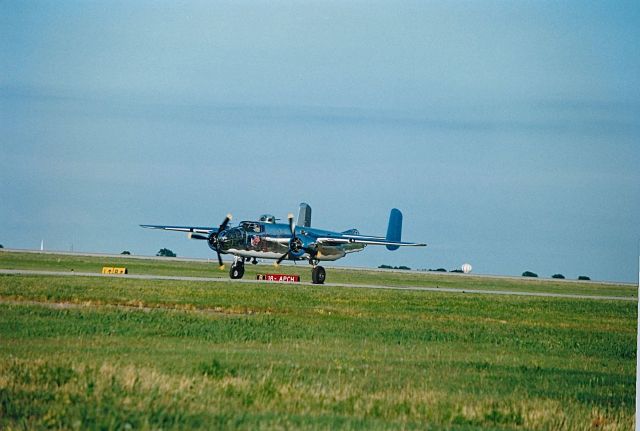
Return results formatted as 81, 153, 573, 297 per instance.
141, 203, 426, 284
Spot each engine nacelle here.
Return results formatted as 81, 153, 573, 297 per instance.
289, 235, 316, 258
207, 231, 219, 252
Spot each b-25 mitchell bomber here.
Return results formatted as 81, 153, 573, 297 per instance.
141, 203, 426, 284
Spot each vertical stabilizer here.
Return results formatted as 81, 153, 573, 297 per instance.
297, 203, 312, 227
386, 208, 402, 250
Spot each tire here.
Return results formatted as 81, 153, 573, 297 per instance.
312, 266, 326, 284
230, 264, 245, 279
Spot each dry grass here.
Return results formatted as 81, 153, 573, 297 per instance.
0, 254, 635, 430
1, 357, 634, 430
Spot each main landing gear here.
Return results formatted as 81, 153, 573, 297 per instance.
230, 257, 245, 279
311, 265, 326, 285
310, 258, 325, 285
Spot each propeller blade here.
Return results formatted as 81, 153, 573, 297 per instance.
216, 251, 224, 269
276, 252, 289, 265
211, 213, 232, 270
219, 213, 232, 231
275, 212, 305, 267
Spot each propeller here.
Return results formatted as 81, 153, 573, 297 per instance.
219, 213, 232, 232
209, 214, 232, 269
275, 213, 296, 266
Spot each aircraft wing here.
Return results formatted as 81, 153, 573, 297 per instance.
315, 234, 426, 248
140, 225, 216, 235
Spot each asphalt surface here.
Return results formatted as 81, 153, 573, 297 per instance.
0, 269, 634, 302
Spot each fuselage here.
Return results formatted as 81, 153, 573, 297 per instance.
217, 221, 365, 261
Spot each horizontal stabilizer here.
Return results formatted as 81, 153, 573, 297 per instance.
316, 235, 425, 248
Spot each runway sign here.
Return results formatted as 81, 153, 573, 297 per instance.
256, 273, 300, 283
101, 267, 128, 275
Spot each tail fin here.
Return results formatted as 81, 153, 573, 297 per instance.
297, 203, 312, 227
385, 208, 403, 250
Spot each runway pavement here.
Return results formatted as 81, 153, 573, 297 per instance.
0, 269, 634, 302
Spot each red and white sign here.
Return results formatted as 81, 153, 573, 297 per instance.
256, 273, 300, 283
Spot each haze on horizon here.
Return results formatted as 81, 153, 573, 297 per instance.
1, 1, 639, 282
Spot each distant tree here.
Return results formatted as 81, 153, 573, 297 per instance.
121, 251, 131, 255
396, 266, 411, 271
450, 269, 464, 273
552, 274, 565, 279
378, 265, 411, 270
156, 248, 176, 257
429, 268, 447, 272
0, 244, 3, 248
578, 276, 591, 281
522, 271, 538, 278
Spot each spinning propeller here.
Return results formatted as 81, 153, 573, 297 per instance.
275, 213, 315, 266
276, 213, 298, 266
208, 214, 232, 269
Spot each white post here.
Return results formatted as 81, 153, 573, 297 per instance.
40, 240, 44, 251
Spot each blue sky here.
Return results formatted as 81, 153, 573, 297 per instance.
1, 1, 639, 281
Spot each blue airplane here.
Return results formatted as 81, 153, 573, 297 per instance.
141, 203, 426, 284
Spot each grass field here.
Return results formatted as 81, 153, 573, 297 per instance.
0, 251, 637, 430
1, 250, 635, 298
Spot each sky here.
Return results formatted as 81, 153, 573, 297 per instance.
1, 1, 639, 282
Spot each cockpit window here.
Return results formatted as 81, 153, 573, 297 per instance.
259, 214, 277, 224
241, 222, 263, 233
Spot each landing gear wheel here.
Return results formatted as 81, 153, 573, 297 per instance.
311, 266, 326, 284
230, 263, 245, 279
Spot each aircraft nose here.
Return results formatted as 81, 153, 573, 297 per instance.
218, 227, 237, 242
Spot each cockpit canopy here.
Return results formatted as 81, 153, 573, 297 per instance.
241, 221, 264, 233
259, 214, 278, 224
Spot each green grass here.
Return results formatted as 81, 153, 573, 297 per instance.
0, 251, 637, 429
1, 250, 635, 298
0, 251, 218, 277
